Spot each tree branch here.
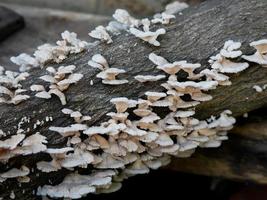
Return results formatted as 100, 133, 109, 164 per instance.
1, 0, 267, 199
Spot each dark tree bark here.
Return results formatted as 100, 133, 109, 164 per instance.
0, 0, 267, 199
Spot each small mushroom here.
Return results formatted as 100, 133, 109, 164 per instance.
124, 159, 149, 175
10, 53, 39, 72
242, 39, 267, 66
110, 97, 137, 113
200, 69, 231, 86
88, 54, 109, 70
152, 12, 175, 25
253, 85, 263, 93
130, 27, 166, 47
96, 68, 128, 85
49, 124, 87, 137
145, 91, 166, 102
89, 26, 113, 44
112, 9, 140, 28
164, 1, 189, 15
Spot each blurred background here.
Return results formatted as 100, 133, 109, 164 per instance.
0, 0, 266, 199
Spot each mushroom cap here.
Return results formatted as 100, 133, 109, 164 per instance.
250, 39, 267, 53
46, 147, 74, 154
175, 110, 195, 118
133, 108, 152, 117
37, 160, 62, 172
0, 166, 29, 178
89, 26, 113, 44
168, 80, 218, 91
211, 55, 249, 73
113, 9, 140, 27
96, 68, 126, 80
125, 159, 149, 175
89, 54, 109, 70
134, 75, 166, 83
164, 1, 189, 15
35, 91, 51, 99
30, 85, 45, 92
145, 91, 166, 102
61, 151, 94, 168
155, 133, 174, 146
0, 134, 25, 150
49, 124, 87, 136
157, 63, 181, 75
96, 153, 125, 169
110, 97, 137, 113
242, 52, 267, 65
220, 40, 242, 58
129, 28, 166, 46
149, 53, 169, 66
37, 172, 109, 199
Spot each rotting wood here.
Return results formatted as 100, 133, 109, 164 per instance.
0, 0, 267, 199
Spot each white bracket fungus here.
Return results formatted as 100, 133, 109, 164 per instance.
32, 65, 83, 105
89, 26, 113, 44
112, 9, 140, 28
164, 1, 189, 15
62, 108, 91, 123
152, 12, 176, 25
88, 54, 109, 70
96, 68, 128, 85
0, 166, 30, 183
10, 53, 39, 72
0, 133, 47, 162
242, 39, 267, 67
0, 68, 30, 105
49, 124, 87, 137
110, 97, 137, 113
130, 27, 166, 47
37, 171, 116, 199
149, 53, 202, 80
59, 30, 88, 53
210, 40, 249, 73
134, 75, 166, 83
11, 31, 88, 72
88, 54, 128, 85
253, 85, 265, 93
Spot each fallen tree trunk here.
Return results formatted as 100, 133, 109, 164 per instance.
1, 0, 267, 199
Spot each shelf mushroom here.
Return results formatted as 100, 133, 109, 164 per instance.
242, 39, 267, 67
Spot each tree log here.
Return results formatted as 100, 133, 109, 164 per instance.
1, 0, 267, 199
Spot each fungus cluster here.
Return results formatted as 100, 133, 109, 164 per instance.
0, 132, 47, 164
37, 170, 120, 198
31, 65, 83, 105
242, 39, 267, 67
209, 40, 249, 74
11, 31, 88, 72
0, 66, 30, 104
36, 42, 248, 200
129, 19, 166, 46
89, 26, 113, 44
88, 54, 128, 85
0, 166, 30, 183
152, 0, 189, 25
